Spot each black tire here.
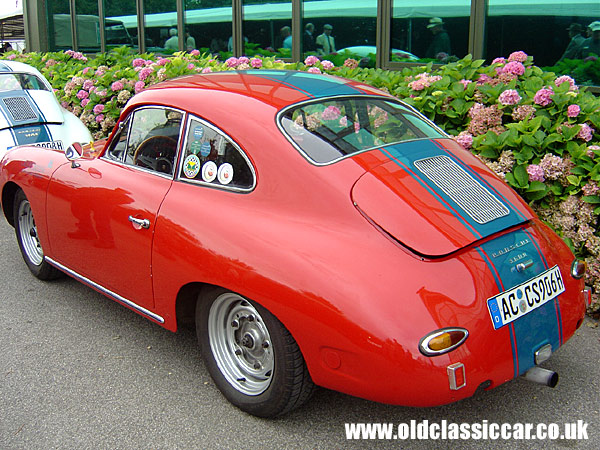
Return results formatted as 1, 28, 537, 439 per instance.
13, 189, 61, 280
196, 288, 315, 417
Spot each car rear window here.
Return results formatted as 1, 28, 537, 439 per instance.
0, 73, 50, 92
279, 97, 444, 164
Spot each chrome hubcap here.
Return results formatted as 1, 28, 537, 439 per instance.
18, 200, 43, 266
208, 293, 274, 395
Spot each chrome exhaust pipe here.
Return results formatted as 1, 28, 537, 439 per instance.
522, 367, 559, 388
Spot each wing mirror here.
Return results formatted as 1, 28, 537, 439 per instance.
65, 142, 83, 168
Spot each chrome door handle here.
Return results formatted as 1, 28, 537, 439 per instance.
128, 216, 150, 229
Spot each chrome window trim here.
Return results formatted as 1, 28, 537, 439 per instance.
276, 94, 449, 167
46, 257, 165, 324
176, 114, 256, 193
101, 105, 187, 180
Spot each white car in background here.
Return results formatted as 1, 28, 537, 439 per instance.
0, 60, 91, 156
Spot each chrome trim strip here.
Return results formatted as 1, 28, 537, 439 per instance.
414, 155, 510, 224
46, 257, 165, 324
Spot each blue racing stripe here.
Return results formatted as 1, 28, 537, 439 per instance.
432, 140, 528, 222
381, 140, 525, 239
248, 71, 365, 99
380, 145, 482, 239
480, 228, 561, 376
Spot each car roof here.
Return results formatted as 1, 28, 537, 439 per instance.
136, 70, 391, 111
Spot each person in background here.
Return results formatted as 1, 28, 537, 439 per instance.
281, 26, 292, 50
559, 23, 585, 61
304, 23, 316, 53
186, 29, 196, 52
316, 24, 336, 55
164, 28, 179, 51
577, 21, 600, 59
425, 17, 451, 59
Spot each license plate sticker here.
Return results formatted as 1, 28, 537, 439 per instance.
32, 140, 63, 150
487, 265, 565, 330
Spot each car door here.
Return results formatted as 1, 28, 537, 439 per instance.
45, 106, 184, 310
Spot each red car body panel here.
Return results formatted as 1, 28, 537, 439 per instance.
0, 71, 586, 407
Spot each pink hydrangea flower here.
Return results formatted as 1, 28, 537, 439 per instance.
534, 88, 554, 106
202, 67, 213, 73
321, 106, 341, 121
304, 55, 320, 66
343, 58, 359, 69
477, 74, 493, 85
190, 49, 200, 56
82, 79, 94, 91
7, 54, 16, 60
138, 67, 154, 81
502, 61, 525, 76
82, 67, 92, 75
567, 104, 581, 118
527, 164, 545, 182
93, 104, 104, 115
251, 58, 262, 68
95, 114, 105, 123
492, 57, 506, 64
555, 75, 577, 91
81, 98, 90, 107
498, 89, 521, 106
321, 60, 334, 70
587, 145, 600, 158
454, 131, 474, 149
339, 116, 348, 127
132, 58, 145, 68
111, 81, 124, 92
459, 79, 472, 89
96, 89, 107, 98
577, 123, 594, 142
76, 90, 89, 100
156, 58, 170, 66
238, 56, 250, 65
508, 51, 528, 62
308, 67, 322, 74
187, 63, 195, 70
409, 79, 427, 91
226, 57, 239, 68
134, 81, 145, 93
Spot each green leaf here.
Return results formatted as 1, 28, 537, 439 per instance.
582, 195, 600, 204
566, 175, 581, 186
513, 164, 529, 188
526, 181, 547, 192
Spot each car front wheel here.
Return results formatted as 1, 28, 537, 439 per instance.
197, 288, 314, 417
13, 189, 61, 280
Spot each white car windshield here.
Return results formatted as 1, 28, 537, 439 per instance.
0, 73, 50, 92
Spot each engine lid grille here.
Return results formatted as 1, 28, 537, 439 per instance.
3, 96, 37, 122
414, 155, 509, 224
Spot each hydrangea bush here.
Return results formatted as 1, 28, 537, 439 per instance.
2, 47, 599, 315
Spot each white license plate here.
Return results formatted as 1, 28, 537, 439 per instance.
32, 140, 63, 150
487, 265, 565, 330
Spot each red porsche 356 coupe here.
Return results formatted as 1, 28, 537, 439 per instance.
0, 70, 589, 417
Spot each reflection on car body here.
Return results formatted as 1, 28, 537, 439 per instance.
0, 70, 589, 418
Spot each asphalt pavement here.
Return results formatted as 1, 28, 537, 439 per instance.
0, 216, 599, 449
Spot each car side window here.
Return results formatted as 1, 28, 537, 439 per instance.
120, 107, 183, 176
106, 116, 130, 161
179, 117, 255, 191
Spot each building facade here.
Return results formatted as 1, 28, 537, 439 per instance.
22, 0, 600, 85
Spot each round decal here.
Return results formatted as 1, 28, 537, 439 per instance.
200, 141, 212, 157
516, 288, 523, 299
183, 154, 201, 178
217, 163, 234, 185
202, 161, 218, 183
190, 140, 202, 155
519, 300, 527, 313
193, 126, 204, 139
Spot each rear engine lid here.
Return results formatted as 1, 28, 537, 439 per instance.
351, 139, 532, 257
0, 90, 63, 131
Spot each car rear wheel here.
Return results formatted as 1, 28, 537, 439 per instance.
13, 189, 61, 280
197, 288, 314, 417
